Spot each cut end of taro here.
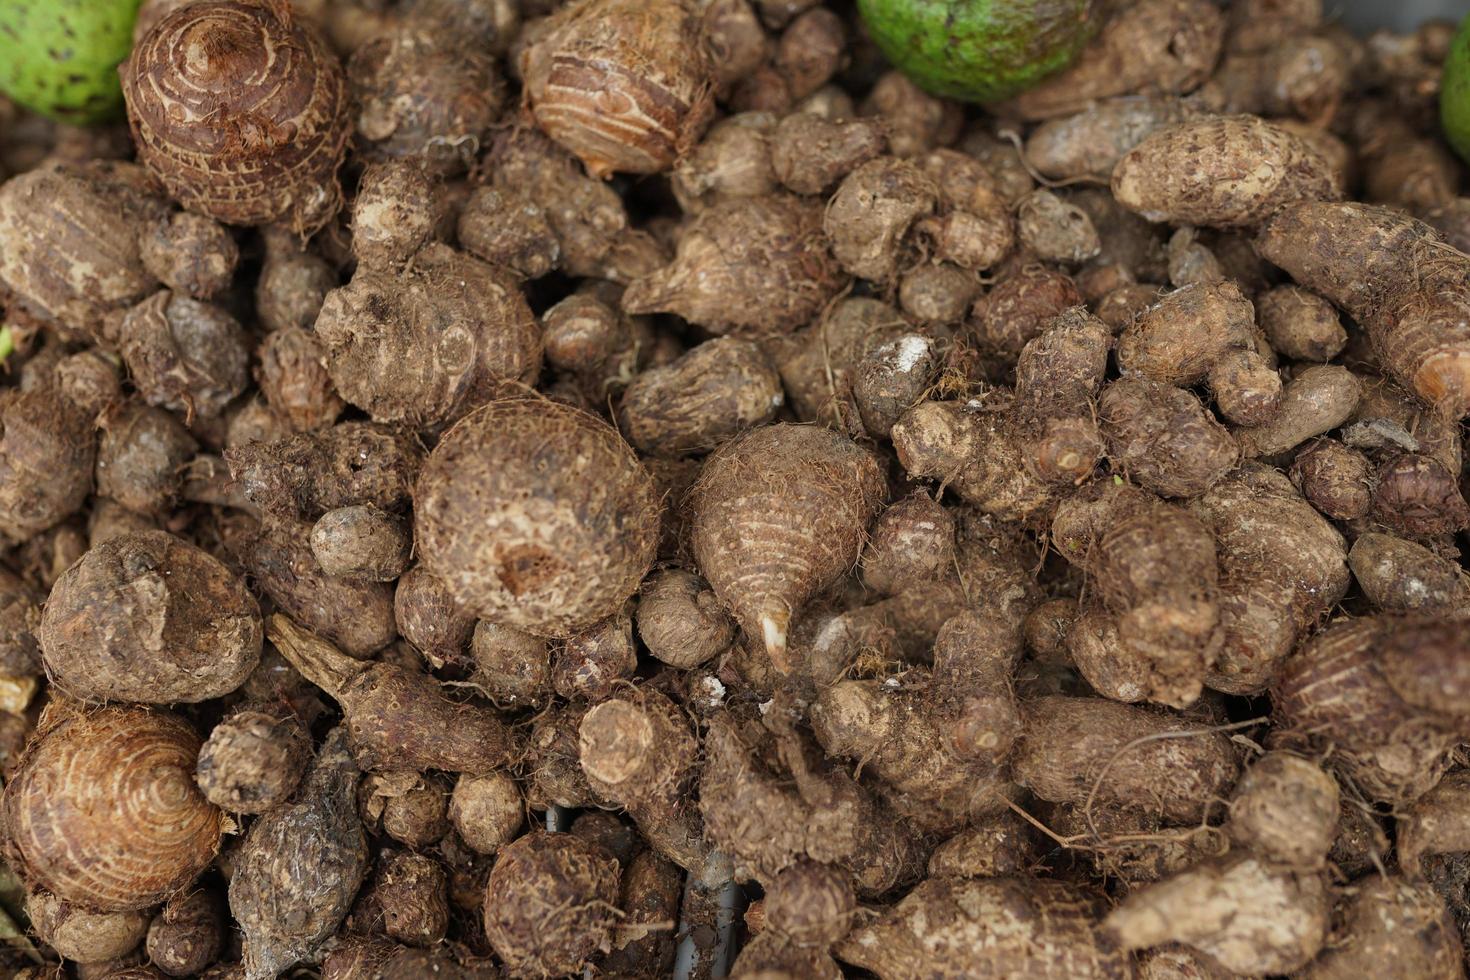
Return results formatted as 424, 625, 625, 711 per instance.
1415, 347, 1470, 420
761, 605, 791, 674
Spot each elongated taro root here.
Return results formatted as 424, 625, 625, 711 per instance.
1105, 856, 1330, 974
1274, 616, 1463, 804
268, 615, 517, 774
315, 243, 541, 428
1051, 482, 1221, 707
3, 706, 223, 911
1257, 202, 1470, 418
1100, 379, 1237, 499
1013, 696, 1239, 823
811, 609, 1020, 833
578, 689, 731, 886
416, 398, 659, 636
522, 0, 713, 177
1300, 875, 1466, 980
195, 706, 311, 814
689, 423, 885, 671
1350, 533, 1470, 613
482, 831, 621, 978
27, 890, 151, 964
700, 715, 925, 896
837, 877, 1131, 979
121, 0, 352, 232
1113, 115, 1339, 229
1024, 96, 1194, 182
147, 887, 225, 977
39, 530, 261, 704
624, 194, 845, 333
230, 727, 369, 980
617, 337, 783, 456
1234, 364, 1361, 458
1187, 464, 1349, 694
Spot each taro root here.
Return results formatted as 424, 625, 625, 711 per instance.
623, 194, 846, 334
394, 566, 475, 669
359, 772, 451, 849
121, 0, 352, 232
109, 291, 252, 421
348, 25, 504, 175
1099, 379, 1237, 499
1024, 96, 1195, 182
456, 187, 561, 279
860, 493, 956, 596
1300, 875, 1465, 980
230, 727, 369, 980
603, 849, 683, 976
0, 164, 160, 338
146, 888, 225, 978
689, 423, 886, 672
314, 243, 542, 429
481, 831, 621, 978
39, 530, 262, 704
1350, 533, 1470, 613
96, 401, 199, 516
634, 569, 736, 670
522, 0, 714, 177
310, 506, 412, 581
3, 705, 223, 911
270, 614, 519, 775
356, 850, 449, 947
1291, 437, 1373, 520
968, 263, 1084, 360
256, 231, 337, 334
671, 112, 779, 211
195, 706, 311, 814
449, 772, 523, 855
347, 161, 439, 271
551, 610, 638, 702
256, 326, 345, 433
770, 113, 886, 196
469, 621, 553, 707
616, 337, 783, 457
852, 333, 942, 439
415, 398, 659, 637
27, 890, 152, 964
824, 156, 936, 283
0, 387, 97, 543
1227, 751, 1339, 869
138, 210, 239, 302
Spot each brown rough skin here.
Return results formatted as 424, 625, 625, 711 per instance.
624, 193, 845, 333
229, 727, 369, 980
635, 569, 735, 669
578, 689, 731, 886
1370, 453, 1470, 538
348, 26, 503, 176
0, 164, 160, 338
1025, 96, 1194, 182
138, 210, 239, 301
1117, 280, 1254, 387
3, 705, 223, 911
522, 0, 713, 177
1300, 875, 1466, 980
927, 812, 1036, 879
1201, 37, 1350, 124
776, 296, 909, 428
347, 161, 438, 270
551, 609, 638, 702
449, 772, 523, 855
969, 264, 1084, 360
27, 890, 151, 964
457, 187, 561, 279
824, 156, 937, 283
689, 423, 886, 672
1227, 751, 1339, 868
1113, 115, 1339, 229
269, 615, 519, 775
482, 831, 621, 979
1291, 437, 1373, 520
1014, 696, 1239, 823
1399, 772, 1470, 877
195, 707, 311, 814
309, 505, 412, 581
395, 566, 474, 669
698, 714, 926, 897
1350, 533, 1470, 613
1255, 202, 1470, 417
39, 530, 262, 704
670, 111, 777, 212
121, 0, 352, 233
837, 877, 1132, 980
110, 291, 252, 421
1017, 190, 1101, 265
256, 232, 337, 334
899, 263, 978, 324
315, 243, 542, 428
771, 113, 886, 196
359, 772, 450, 849
1274, 616, 1461, 804
1004, 0, 1224, 121
1100, 379, 1237, 499
859, 70, 962, 159
1104, 856, 1330, 974
1187, 463, 1349, 695
469, 621, 552, 707
1256, 285, 1347, 363
811, 609, 1020, 834
1234, 364, 1362, 458
860, 493, 956, 596
416, 398, 659, 637
96, 401, 199, 515
617, 337, 783, 457
1052, 483, 1221, 707
603, 848, 683, 977
146, 888, 225, 977
0, 387, 101, 543
355, 850, 449, 947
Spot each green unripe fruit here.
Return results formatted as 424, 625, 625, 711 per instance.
0, 0, 144, 124
858, 0, 1098, 103
1442, 14, 1470, 165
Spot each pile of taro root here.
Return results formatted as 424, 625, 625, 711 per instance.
4, 0, 1470, 977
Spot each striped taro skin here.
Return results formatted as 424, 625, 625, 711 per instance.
3, 706, 223, 911
121, 0, 351, 232
689, 424, 887, 674
522, 0, 714, 178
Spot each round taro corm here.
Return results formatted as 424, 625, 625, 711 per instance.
414, 398, 660, 638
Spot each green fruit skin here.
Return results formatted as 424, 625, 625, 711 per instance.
1443, 13, 1470, 165
858, 0, 1098, 103
0, 0, 143, 124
